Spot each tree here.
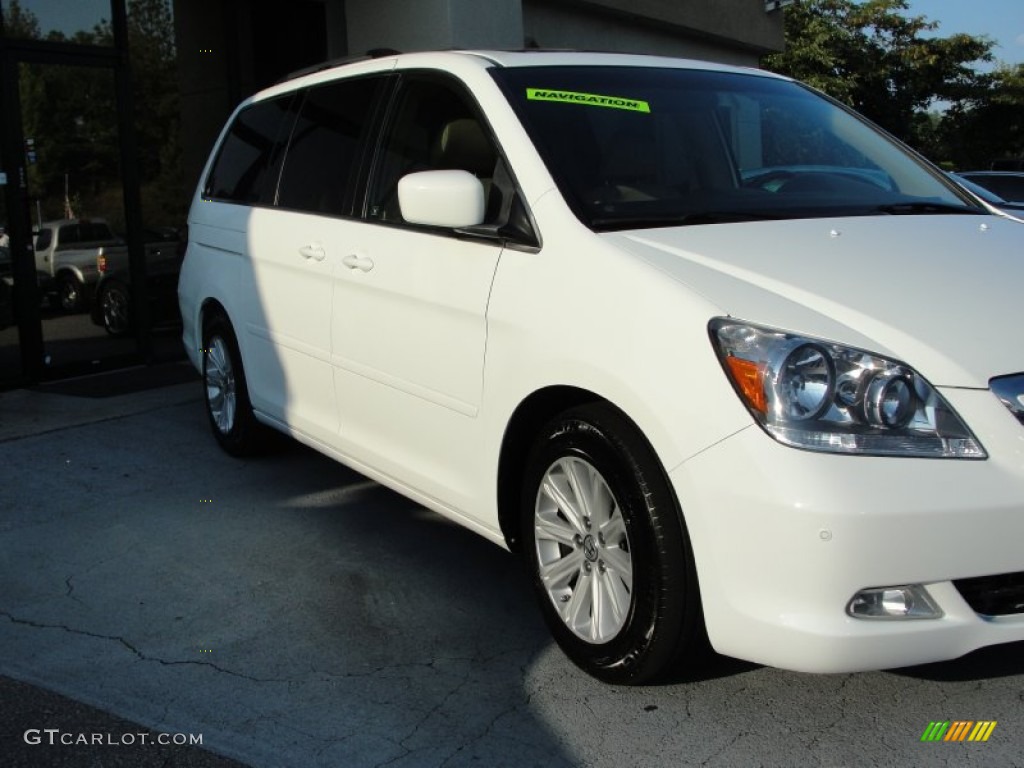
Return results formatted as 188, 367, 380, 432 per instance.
10, 0, 183, 229
940, 63, 1024, 168
94, 0, 185, 228
763, 0, 993, 152
1, 0, 40, 38
19, 63, 120, 220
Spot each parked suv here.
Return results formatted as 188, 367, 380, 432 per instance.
180, 51, 1024, 684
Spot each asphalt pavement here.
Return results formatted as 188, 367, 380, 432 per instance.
2, 362, 1024, 768
2, 363, 247, 767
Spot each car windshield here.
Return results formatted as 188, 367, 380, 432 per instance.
491, 66, 983, 231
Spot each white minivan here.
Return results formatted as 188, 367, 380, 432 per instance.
179, 50, 1024, 684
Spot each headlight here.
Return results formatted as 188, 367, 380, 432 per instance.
709, 319, 986, 458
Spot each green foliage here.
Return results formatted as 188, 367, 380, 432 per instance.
12, 0, 184, 230
940, 63, 1024, 168
21, 64, 120, 220
762, 0, 1004, 164
2, 0, 40, 38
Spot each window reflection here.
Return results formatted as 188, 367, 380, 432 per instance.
0, 178, 17, 383
2, 0, 113, 45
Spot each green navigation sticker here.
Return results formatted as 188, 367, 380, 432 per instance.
526, 88, 651, 113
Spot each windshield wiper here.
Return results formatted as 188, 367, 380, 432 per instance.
592, 211, 782, 230
872, 201, 981, 215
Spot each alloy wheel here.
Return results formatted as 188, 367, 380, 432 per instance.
205, 335, 236, 434
100, 285, 130, 335
534, 456, 633, 643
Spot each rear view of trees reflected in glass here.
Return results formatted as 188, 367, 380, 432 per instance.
8, 0, 185, 233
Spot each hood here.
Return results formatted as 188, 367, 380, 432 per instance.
606, 215, 1024, 388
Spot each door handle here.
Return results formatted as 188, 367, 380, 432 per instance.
342, 254, 374, 272
299, 244, 325, 261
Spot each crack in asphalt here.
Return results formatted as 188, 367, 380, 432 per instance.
372, 670, 475, 768
0, 610, 283, 683
699, 726, 752, 767
236, 712, 361, 759
438, 691, 544, 768
368, 650, 548, 768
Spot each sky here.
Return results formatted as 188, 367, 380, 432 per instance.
9, 0, 110, 38
905, 0, 1024, 67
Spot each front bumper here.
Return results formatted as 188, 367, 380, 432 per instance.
672, 386, 1024, 673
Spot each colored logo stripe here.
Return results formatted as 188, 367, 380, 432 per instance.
945, 721, 973, 741
968, 721, 997, 742
920, 720, 996, 742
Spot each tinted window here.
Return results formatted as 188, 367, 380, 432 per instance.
964, 175, 1024, 203
368, 77, 498, 224
492, 67, 980, 230
277, 76, 383, 215
57, 221, 116, 246
34, 228, 52, 251
57, 225, 78, 247
204, 95, 296, 204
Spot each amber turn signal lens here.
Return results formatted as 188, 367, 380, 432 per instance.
725, 356, 767, 414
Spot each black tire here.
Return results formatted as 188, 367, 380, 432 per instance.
521, 403, 705, 684
202, 313, 268, 456
56, 273, 85, 313
98, 280, 132, 337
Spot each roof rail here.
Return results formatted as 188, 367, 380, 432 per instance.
278, 49, 402, 83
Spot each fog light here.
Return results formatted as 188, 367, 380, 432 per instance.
847, 585, 943, 620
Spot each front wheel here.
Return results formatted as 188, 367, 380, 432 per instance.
522, 403, 705, 684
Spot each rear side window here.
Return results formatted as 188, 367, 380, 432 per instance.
57, 221, 116, 246
204, 95, 297, 204
276, 76, 383, 216
34, 229, 52, 251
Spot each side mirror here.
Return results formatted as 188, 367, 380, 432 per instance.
398, 170, 485, 228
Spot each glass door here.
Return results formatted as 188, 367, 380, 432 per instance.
21, 60, 137, 374
0, 169, 18, 382
1, 0, 186, 386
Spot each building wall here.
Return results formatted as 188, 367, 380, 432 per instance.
174, 0, 237, 199
570, 0, 784, 57
346, 0, 524, 51
342, 0, 781, 63
522, 0, 772, 65
175, 0, 785, 190
175, 0, 332, 193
